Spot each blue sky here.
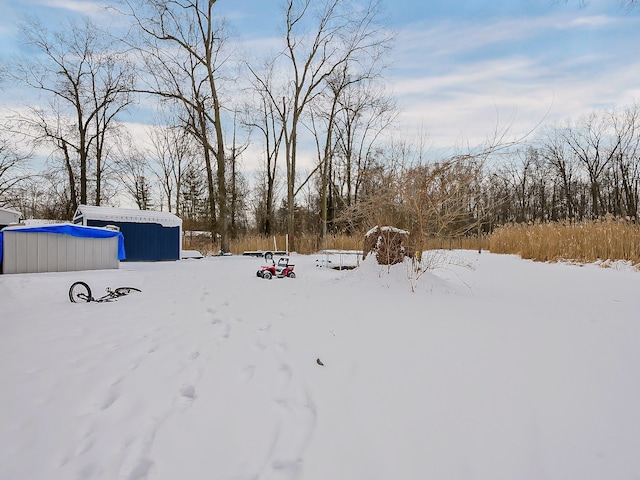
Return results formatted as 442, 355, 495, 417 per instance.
1, 0, 639, 151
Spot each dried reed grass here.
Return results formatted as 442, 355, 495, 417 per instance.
182, 232, 366, 255
230, 234, 366, 255
489, 217, 640, 265
422, 236, 489, 251
184, 220, 640, 265
183, 231, 488, 256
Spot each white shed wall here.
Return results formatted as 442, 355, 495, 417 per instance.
2, 231, 119, 274
0, 208, 21, 226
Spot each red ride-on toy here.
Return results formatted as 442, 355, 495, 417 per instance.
257, 256, 296, 279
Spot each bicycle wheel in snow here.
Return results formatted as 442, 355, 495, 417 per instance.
69, 281, 92, 303
114, 287, 141, 296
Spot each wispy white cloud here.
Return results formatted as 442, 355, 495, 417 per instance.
2, 0, 639, 158
399, 21, 526, 58
395, 48, 640, 143
396, 11, 634, 63
31, 0, 108, 17
567, 14, 618, 27
389, 10, 640, 149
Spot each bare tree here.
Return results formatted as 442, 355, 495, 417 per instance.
227, 114, 250, 237
7, 16, 134, 211
244, 62, 284, 235
402, 157, 481, 256
562, 111, 621, 218
12, 170, 76, 221
343, 139, 480, 257
123, 0, 232, 252
307, 66, 396, 240
538, 125, 579, 220
556, 0, 639, 8
148, 116, 197, 214
251, 0, 393, 249
331, 79, 396, 221
609, 102, 640, 219
308, 69, 346, 241
494, 148, 537, 223
112, 135, 154, 209
0, 133, 32, 205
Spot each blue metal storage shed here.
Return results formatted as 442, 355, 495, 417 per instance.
73, 205, 182, 261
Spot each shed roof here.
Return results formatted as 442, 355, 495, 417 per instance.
75, 205, 182, 228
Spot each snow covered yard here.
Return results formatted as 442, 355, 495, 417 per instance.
1, 251, 640, 480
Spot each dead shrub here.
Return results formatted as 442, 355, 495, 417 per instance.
363, 226, 411, 265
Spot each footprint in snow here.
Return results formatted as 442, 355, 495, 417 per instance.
238, 364, 256, 383
99, 388, 120, 411
176, 384, 197, 412
271, 459, 303, 479
278, 364, 292, 387
257, 324, 271, 335
211, 318, 230, 338
96, 376, 123, 411
274, 341, 288, 354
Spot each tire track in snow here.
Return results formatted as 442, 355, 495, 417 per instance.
170, 299, 234, 414
237, 318, 318, 480
266, 387, 317, 479
60, 297, 235, 480
119, 336, 213, 479
119, 296, 235, 479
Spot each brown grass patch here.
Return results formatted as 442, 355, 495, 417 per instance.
183, 231, 489, 256
183, 220, 640, 266
489, 217, 640, 265
182, 232, 366, 256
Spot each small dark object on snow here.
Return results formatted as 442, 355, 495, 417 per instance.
316, 358, 324, 366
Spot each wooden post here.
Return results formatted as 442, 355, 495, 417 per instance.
477, 199, 482, 254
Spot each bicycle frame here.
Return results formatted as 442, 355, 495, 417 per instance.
69, 281, 141, 303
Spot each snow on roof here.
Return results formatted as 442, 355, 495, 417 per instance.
24, 219, 67, 226
75, 205, 182, 228
365, 225, 410, 237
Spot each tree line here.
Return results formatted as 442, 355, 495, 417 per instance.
485, 104, 640, 228
0, 0, 638, 253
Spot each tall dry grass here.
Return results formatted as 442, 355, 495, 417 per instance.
182, 232, 366, 255
422, 236, 489, 251
489, 217, 640, 265
183, 231, 489, 256
229, 233, 364, 254
184, 219, 640, 265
